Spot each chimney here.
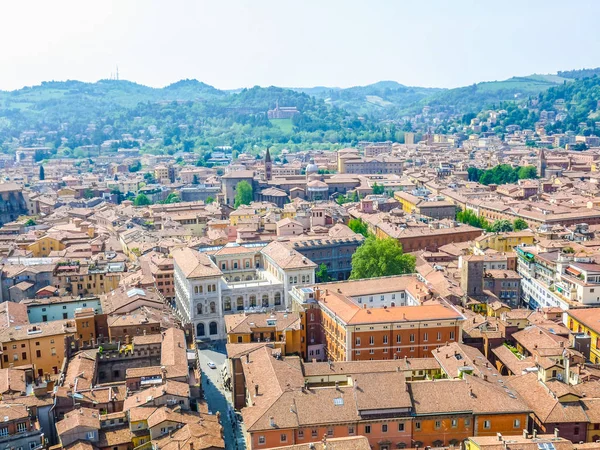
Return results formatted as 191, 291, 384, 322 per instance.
246, 353, 250, 363
189, 443, 194, 450
554, 428, 559, 438
533, 429, 537, 439
255, 384, 259, 396
335, 381, 340, 391
497, 433, 503, 442
483, 374, 488, 381
363, 304, 367, 309
522, 429, 529, 439
270, 417, 275, 427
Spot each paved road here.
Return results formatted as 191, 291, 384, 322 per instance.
197, 341, 246, 450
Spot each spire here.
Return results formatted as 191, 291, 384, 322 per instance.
265, 147, 271, 163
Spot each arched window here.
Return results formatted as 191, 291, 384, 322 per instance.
194, 286, 199, 294
249, 295, 257, 308
274, 292, 281, 306
234, 262, 238, 269
301, 275, 306, 283
245, 261, 250, 268
294, 276, 297, 284
237, 297, 244, 311
196, 323, 205, 337
234, 276, 241, 282
209, 322, 218, 336
199, 285, 203, 294
246, 275, 252, 281
289, 276, 293, 284
262, 294, 269, 307
224, 297, 231, 311
197, 304, 203, 315
210, 302, 216, 314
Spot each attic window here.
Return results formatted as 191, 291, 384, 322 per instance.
333, 397, 344, 406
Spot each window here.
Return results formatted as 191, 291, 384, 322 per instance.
29, 444, 36, 450
298, 430, 304, 439
22, 352, 27, 360
435, 420, 441, 429
483, 420, 491, 430
311, 429, 318, 438
513, 419, 520, 429
410, 334, 415, 342
423, 332, 428, 342
465, 418, 471, 427
280, 434, 287, 443
51, 348, 56, 356
86, 431, 95, 440
396, 335, 401, 343
0, 428, 7, 437
355, 337, 361, 346
398, 423, 405, 432
369, 336, 374, 345
437, 332, 442, 341
451, 419, 458, 428
348, 426, 355, 435
382, 424, 388, 433
258, 436, 265, 444
327, 427, 333, 437
364, 425, 371, 434
574, 426, 580, 435
383, 335, 388, 344
13, 354, 18, 361
36, 350, 41, 358
414, 421, 421, 430
16, 422, 26, 432
450, 331, 455, 340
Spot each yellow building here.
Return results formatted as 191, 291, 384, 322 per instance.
394, 191, 420, 214
566, 308, 600, 363
474, 231, 535, 253
54, 262, 122, 296
27, 235, 67, 257
154, 165, 169, 182
229, 208, 256, 226
0, 320, 77, 377
224, 312, 303, 356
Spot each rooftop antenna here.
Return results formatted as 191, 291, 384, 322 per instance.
116, 65, 119, 81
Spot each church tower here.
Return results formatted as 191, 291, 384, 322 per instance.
538, 148, 547, 178
265, 147, 272, 181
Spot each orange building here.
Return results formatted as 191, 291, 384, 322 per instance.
312, 277, 464, 361
234, 345, 531, 450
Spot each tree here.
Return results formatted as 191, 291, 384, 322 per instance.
350, 236, 416, 280
24, 219, 36, 227
163, 193, 180, 204
316, 263, 332, 282
517, 166, 537, 180
490, 220, 514, 233
372, 182, 385, 195
234, 181, 253, 208
39, 165, 45, 181
192, 174, 199, 185
513, 218, 529, 231
128, 160, 142, 172
456, 209, 491, 231
83, 188, 94, 199
134, 193, 152, 206
205, 196, 215, 204
348, 218, 369, 237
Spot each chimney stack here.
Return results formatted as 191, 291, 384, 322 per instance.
533, 429, 537, 439
270, 417, 275, 427
497, 433, 503, 442
554, 428, 559, 438
254, 384, 259, 396
523, 429, 529, 439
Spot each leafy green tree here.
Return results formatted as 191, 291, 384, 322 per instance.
163, 193, 180, 204
350, 236, 416, 280
348, 218, 369, 237
456, 209, 491, 231
24, 219, 36, 226
192, 174, 199, 185
372, 182, 385, 195
83, 189, 94, 199
205, 196, 215, 204
316, 263, 332, 282
128, 160, 142, 172
517, 166, 537, 180
490, 220, 514, 233
234, 181, 253, 208
513, 218, 529, 231
134, 193, 152, 206
39, 165, 45, 181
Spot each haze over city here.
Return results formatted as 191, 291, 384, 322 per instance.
2, 0, 600, 90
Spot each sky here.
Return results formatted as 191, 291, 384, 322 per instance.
1, 0, 600, 91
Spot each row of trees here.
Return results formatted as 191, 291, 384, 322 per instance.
456, 209, 529, 232
467, 165, 537, 185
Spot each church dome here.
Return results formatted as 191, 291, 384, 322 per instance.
306, 158, 319, 174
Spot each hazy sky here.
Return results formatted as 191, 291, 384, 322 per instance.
1, 1, 600, 91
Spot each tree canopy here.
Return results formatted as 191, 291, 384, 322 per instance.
350, 236, 415, 280
513, 218, 529, 231
372, 182, 385, 195
490, 220, 514, 233
348, 218, 369, 237
234, 180, 253, 208
468, 164, 537, 185
316, 263, 332, 283
39, 165, 45, 181
456, 209, 491, 231
133, 193, 152, 206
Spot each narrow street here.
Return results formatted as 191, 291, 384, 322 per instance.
197, 341, 246, 450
